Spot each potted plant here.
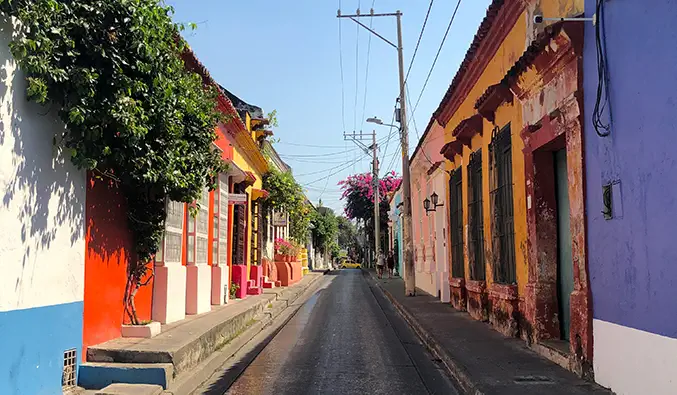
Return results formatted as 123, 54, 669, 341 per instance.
274, 238, 287, 261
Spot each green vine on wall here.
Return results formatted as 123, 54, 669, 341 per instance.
0, 0, 228, 324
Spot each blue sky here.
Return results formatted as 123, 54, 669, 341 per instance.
166, 0, 491, 213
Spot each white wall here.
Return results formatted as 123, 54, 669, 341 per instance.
593, 319, 677, 395
0, 18, 86, 312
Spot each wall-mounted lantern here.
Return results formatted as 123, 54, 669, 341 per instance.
423, 192, 443, 216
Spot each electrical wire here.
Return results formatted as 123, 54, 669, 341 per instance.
410, 0, 462, 119
353, 0, 361, 132
385, 144, 402, 176
276, 141, 351, 149
404, 0, 434, 85
302, 151, 371, 186
359, 0, 377, 133
379, 100, 399, 175
593, 0, 611, 137
281, 148, 362, 158
338, 0, 347, 133
406, 83, 435, 166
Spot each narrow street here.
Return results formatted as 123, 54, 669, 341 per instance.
210, 270, 457, 395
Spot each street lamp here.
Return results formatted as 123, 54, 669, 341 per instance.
367, 117, 400, 129
423, 192, 443, 216
430, 192, 439, 207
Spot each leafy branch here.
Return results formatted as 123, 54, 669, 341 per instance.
0, 0, 227, 324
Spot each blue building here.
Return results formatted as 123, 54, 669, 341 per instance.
583, 1, 677, 393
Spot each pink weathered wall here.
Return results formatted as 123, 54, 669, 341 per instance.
410, 120, 447, 296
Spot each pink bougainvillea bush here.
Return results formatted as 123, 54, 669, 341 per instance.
274, 238, 294, 256
338, 171, 402, 221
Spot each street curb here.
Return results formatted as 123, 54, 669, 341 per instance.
362, 269, 482, 395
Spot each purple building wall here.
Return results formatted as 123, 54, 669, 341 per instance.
583, 1, 677, 393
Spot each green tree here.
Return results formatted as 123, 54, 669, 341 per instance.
311, 207, 339, 255
337, 216, 359, 257
0, 0, 227, 324
262, 166, 311, 243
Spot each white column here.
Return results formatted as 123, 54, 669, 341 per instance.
152, 200, 187, 324
212, 175, 229, 305
186, 188, 211, 315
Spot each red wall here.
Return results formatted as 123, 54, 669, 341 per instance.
82, 175, 153, 359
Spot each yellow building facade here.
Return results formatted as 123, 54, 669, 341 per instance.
431, 0, 584, 343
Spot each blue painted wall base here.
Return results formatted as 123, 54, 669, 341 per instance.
0, 301, 83, 395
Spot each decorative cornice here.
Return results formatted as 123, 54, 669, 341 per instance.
440, 140, 464, 161
426, 161, 444, 176
475, 83, 514, 123
451, 114, 484, 147
433, 0, 526, 127
502, 21, 583, 99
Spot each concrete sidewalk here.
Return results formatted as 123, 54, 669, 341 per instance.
365, 270, 612, 395
79, 272, 324, 391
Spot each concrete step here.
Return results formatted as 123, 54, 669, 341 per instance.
247, 286, 262, 295
86, 293, 280, 377
95, 383, 163, 395
78, 362, 173, 390
262, 280, 275, 289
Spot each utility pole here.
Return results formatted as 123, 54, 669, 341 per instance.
372, 130, 380, 265
344, 130, 379, 268
338, 8, 415, 295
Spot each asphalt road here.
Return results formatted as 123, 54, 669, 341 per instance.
223, 270, 458, 395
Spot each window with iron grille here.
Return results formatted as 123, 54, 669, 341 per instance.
250, 200, 263, 266
449, 167, 464, 278
489, 125, 516, 284
62, 349, 77, 391
468, 149, 486, 281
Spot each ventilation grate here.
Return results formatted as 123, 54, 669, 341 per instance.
62, 349, 77, 391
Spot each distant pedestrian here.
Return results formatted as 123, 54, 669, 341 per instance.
386, 251, 395, 279
376, 252, 385, 278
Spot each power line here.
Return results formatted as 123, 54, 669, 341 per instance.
410, 0, 462, 119
302, 151, 371, 186
379, 100, 399, 174
385, 144, 402, 176
338, 0, 347, 132
353, 0, 361, 132
404, 0, 434, 84
406, 83, 435, 166
281, 148, 361, 158
276, 141, 351, 149
359, 0, 377, 133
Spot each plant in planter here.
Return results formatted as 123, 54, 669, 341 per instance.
230, 282, 240, 299
275, 238, 293, 261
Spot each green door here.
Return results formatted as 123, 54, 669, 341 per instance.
554, 150, 574, 341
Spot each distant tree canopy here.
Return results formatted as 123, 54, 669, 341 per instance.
339, 172, 402, 248
311, 207, 338, 256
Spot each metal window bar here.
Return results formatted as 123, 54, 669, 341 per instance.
468, 149, 486, 281
449, 168, 464, 278
250, 200, 259, 265
62, 348, 77, 390
489, 125, 516, 284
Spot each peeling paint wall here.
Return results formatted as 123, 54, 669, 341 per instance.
442, 11, 527, 296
